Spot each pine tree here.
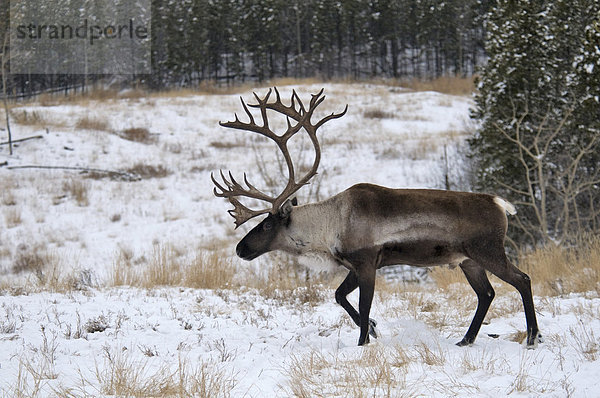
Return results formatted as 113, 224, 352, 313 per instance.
470, 0, 600, 245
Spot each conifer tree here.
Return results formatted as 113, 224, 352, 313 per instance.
470, 0, 600, 244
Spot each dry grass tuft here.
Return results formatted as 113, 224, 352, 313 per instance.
126, 163, 171, 179
3, 245, 93, 294
266, 77, 322, 87
209, 140, 245, 149
62, 178, 90, 206
508, 330, 528, 344
400, 76, 475, 96
2, 191, 17, 206
12, 245, 47, 275
569, 321, 600, 362
283, 344, 416, 397
92, 350, 237, 397
429, 265, 468, 290
36, 88, 149, 105
112, 245, 333, 307
184, 251, 237, 289
4, 207, 23, 228
364, 109, 395, 119
10, 110, 49, 127
111, 245, 237, 290
429, 235, 600, 297
119, 127, 156, 144
519, 236, 600, 296
75, 116, 111, 131
249, 255, 335, 307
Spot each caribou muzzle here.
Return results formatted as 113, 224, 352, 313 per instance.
235, 240, 260, 261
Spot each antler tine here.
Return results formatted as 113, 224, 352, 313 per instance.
240, 96, 255, 125
252, 87, 272, 105
215, 170, 275, 202
243, 172, 262, 193
309, 88, 326, 110
274, 86, 282, 103
211, 171, 228, 197
211, 169, 276, 228
291, 89, 306, 115
226, 197, 271, 229
315, 104, 349, 130
255, 89, 272, 130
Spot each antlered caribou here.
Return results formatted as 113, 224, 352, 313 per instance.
212, 88, 541, 348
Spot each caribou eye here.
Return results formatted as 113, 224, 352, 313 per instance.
263, 221, 273, 231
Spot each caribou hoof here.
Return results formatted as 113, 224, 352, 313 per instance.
456, 337, 474, 347
368, 318, 379, 339
526, 332, 543, 349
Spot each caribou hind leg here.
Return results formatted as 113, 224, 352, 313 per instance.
335, 271, 378, 344
467, 241, 542, 348
457, 259, 495, 346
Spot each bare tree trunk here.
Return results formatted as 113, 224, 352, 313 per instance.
1, 91, 10, 155
494, 104, 600, 243
1, 34, 11, 155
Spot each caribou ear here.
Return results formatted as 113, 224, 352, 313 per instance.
280, 198, 296, 217
291, 197, 298, 206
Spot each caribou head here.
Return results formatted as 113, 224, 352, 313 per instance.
211, 87, 346, 260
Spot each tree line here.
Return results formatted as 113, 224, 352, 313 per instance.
1, 0, 491, 96
149, 0, 490, 87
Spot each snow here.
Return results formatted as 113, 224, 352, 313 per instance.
1, 287, 599, 396
1, 83, 599, 396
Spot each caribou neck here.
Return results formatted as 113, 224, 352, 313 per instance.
276, 198, 346, 255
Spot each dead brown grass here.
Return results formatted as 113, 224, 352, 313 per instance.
126, 163, 170, 179
399, 76, 475, 96
91, 350, 237, 397
266, 77, 322, 87
430, 235, 600, 298
62, 178, 90, 206
110, 245, 333, 307
12, 245, 47, 275
3, 207, 22, 228
364, 109, 395, 119
429, 265, 468, 290
111, 245, 237, 290
14, 76, 474, 109
35, 88, 149, 106
1, 245, 94, 295
519, 236, 600, 296
247, 254, 339, 307
209, 140, 245, 149
283, 344, 420, 397
120, 127, 155, 144
10, 110, 50, 127
75, 116, 110, 131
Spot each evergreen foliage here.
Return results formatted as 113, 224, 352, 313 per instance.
470, 0, 600, 245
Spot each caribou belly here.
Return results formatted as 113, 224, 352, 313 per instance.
373, 219, 467, 267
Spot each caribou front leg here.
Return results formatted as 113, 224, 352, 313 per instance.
335, 271, 378, 343
357, 267, 377, 345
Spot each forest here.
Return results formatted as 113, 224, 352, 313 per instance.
2, 0, 490, 96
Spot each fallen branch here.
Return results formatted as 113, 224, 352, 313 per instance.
7, 164, 141, 181
0, 135, 43, 146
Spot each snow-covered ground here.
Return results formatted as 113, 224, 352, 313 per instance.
0, 84, 598, 396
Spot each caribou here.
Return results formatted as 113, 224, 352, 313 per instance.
212, 87, 542, 348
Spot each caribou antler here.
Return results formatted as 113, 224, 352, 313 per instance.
211, 87, 347, 228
